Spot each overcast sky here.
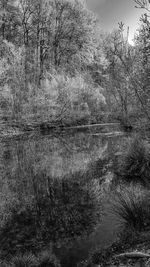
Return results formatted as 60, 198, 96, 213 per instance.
87, 0, 144, 44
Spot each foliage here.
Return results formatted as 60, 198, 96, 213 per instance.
0, 40, 27, 119
10, 72, 106, 125
0, 0, 20, 42
0, 0, 108, 125
102, 27, 138, 123
0, 0, 149, 127
133, 14, 150, 118
1, 1, 150, 265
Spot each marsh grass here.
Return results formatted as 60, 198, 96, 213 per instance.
115, 136, 150, 187
112, 186, 150, 232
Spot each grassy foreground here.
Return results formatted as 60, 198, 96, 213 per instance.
85, 136, 150, 267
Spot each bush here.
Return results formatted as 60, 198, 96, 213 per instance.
26, 73, 105, 126
116, 136, 150, 187
112, 186, 150, 232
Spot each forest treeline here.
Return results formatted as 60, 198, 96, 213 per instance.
0, 0, 150, 128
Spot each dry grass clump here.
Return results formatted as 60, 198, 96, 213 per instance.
116, 136, 150, 187
112, 186, 150, 232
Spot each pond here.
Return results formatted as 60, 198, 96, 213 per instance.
0, 127, 129, 266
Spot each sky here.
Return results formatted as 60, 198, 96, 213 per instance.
87, 0, 145, 45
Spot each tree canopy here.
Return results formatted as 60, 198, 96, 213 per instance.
0, 0, 149, 127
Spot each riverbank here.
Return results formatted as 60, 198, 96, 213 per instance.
0, 113, 149, 139
0, 120, 122, 139
85, 136, 150, 267
87, 231, 150, 267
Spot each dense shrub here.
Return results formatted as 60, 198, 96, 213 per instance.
23, 74, 106, 125
0, 42, 106, 125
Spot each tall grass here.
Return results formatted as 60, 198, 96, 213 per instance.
112, 186, 150, 232
115, 136, 150, 187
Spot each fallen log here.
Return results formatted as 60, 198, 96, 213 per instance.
114, 251, 150, 267
115, 252, 150, 259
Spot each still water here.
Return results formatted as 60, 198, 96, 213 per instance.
0, 129, 127, 266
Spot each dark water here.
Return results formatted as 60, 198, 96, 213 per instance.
0, 129, 127, 266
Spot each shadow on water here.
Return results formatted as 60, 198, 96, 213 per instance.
0, 130, 127, 266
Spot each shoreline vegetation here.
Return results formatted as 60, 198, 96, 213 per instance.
86, 137, 150, 267
0, 0, 150, 266
0, 118, 120, 139
0, 118, 147, 138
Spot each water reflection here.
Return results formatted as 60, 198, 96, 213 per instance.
0, 132, 126, 266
